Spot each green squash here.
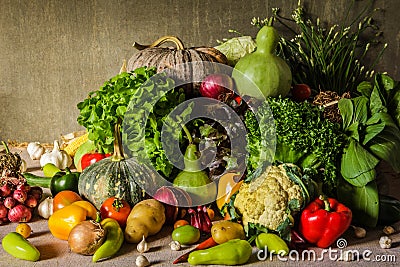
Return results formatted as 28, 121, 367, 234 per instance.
232, 20, 292, 99
78, 124, 156, 209
173, 144, 217, 205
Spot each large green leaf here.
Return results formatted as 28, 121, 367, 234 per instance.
367, 124, 400, 172
340, 139, 379, 186
337, 178, 379, 228
338, 98, 354, 131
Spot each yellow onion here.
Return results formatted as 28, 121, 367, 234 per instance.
68, 220, 105, 255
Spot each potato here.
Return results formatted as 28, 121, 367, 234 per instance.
211, 220, 246, 244
124, 199, 166, 243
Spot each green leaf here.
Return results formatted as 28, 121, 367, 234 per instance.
337, 178, 379, 228
367, 123, 400, 172
340, 139, 379, 186
388, 86, 400, 129
352, 96, 369, 124
338, 98, 354, 131
363, 113, 386, 144
357, 80, 373, 97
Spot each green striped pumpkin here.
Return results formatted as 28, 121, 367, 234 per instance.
78, 125, 156, 209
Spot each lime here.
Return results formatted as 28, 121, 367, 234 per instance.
42, 163, 61, 177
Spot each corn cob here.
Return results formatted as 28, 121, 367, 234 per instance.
63, 133, 89, 157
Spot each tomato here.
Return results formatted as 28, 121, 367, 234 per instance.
206, 207, 215, 221
52, 190, 82, 212
16, 223, 32, 238
100, 197, 131, 228
174, 219, 189, 229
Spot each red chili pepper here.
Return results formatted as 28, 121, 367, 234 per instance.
173, 236, 218, 264
81, 153, 111, 170
298, 195, 352, 248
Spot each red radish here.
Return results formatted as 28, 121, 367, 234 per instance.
13, 189, 27, 203
25, 195, 38, 208
291, 84, 312, 102
3, 196, 16, 209
8, 204, 32, 222
0, 184, 12, 197
0, 203, 8, 219
200, 74, 234, 100
0, 217, 9, 224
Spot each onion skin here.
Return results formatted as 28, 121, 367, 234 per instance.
153, 186, 192, 224
68, 220, 106, 255
8, 204, 32, 222
199, 74, 234, 100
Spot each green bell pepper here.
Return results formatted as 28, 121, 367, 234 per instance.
23, 168, 80, 196
188, 239, 253, 265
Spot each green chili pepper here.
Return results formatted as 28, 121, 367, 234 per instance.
188, 239, 252, 266
92, 218, 124, 262
23, 168, 80, 196
1, 232, 40, 261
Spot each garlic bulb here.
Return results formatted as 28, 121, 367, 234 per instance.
40, 140, 72, 169
137, 235, 149, 253
135, 255, 150, 267
27, 142, 45, 160
37, 197, 53, 219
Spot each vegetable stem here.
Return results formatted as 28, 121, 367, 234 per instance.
111, 124, 124, 162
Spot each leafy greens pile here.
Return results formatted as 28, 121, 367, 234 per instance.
337, 73, 400, 227
77, 67, 158, 153
245, 97, 346, 195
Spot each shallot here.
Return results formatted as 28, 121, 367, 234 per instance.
8, 204, 32, 222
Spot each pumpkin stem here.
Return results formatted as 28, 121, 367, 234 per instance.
133, 36, 185, 50
111, 123, 124, 162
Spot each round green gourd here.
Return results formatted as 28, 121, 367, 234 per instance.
78, 124, 156, 209
232, 22, 292, 98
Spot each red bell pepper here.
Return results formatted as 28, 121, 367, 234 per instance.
298, 195, 352, 248
81, 153, 111, 170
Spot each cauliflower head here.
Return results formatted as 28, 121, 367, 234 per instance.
234, 164, 304, 232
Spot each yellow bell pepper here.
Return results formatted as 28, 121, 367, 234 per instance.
216, 173, 243, 218
48, 200, 97, 240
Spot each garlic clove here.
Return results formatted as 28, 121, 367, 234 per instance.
137, 235, 149, 253
136, 255, 150, 267
383, 226, 396, 235
169, 240, 181, 251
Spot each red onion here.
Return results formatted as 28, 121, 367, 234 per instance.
8, 204, 32, 222
3, 196, 16, 209
0, 184, 11, 197
0, 203, 8, 219
29, 186, 43, 201
154, 186, 192, 224
17, 183, 30, 192
13, 189, 27, 203
25, 195, 38, 208
200, 74, 234, 100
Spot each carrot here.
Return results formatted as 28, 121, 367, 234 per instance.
172, 236, 218, 264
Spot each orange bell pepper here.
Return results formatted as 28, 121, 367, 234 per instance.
216, 173, 243, 219
48, 200, 97, 240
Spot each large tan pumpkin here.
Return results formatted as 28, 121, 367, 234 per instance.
127, 36, 229, 95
